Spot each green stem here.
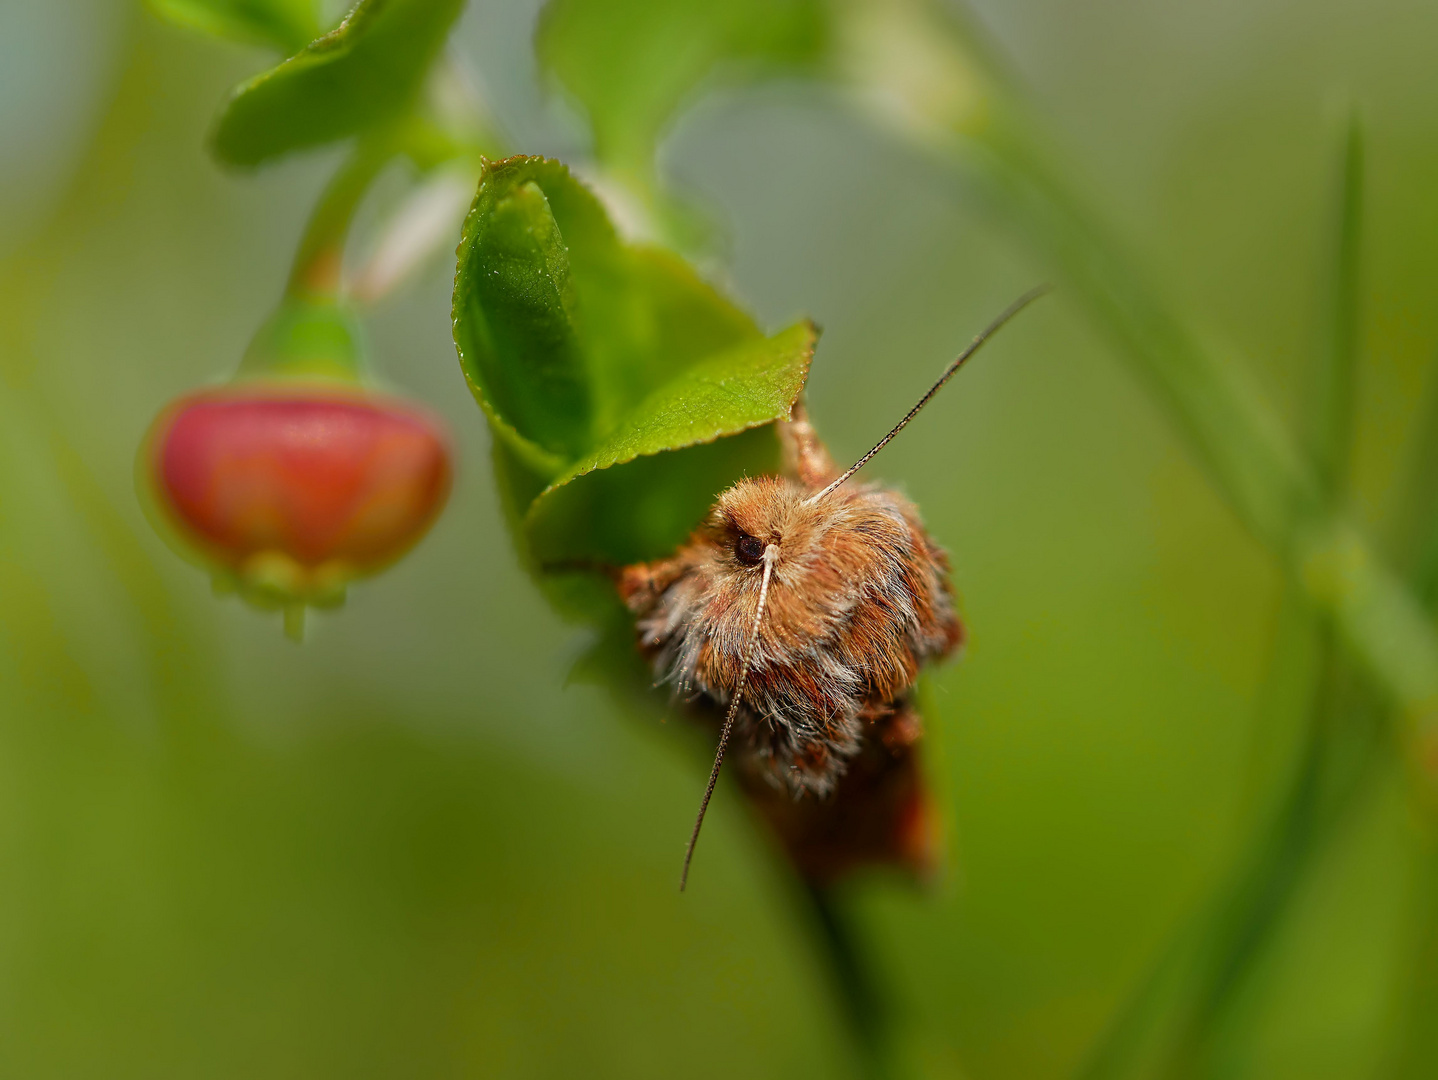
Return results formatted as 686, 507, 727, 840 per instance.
1373, 317, 1438, 1077
1389, 841, 1438, 1079
940, 123, 1438, 767
286, 142, 397, 301
1077, 607, 1388, 1080
1070, 100, 1387, 1080
1178, 646, 1384, 1077
797, 882, 899, 1080
1387, 355, 1438, 608
1305, 112, 1363, 497
286, 111, 492, 305
846, 0, 1438, 773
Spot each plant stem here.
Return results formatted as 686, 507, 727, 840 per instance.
797, 882, 898, 1080
1374, 323, 1438, 1075
1074, 101, 1385, 1080
286, 142, 397, 301
1179, 646, 1384, 1077
956, 122, 1438, 774
847, 0, 1438, 782
1387, 349, 1438, 609
1388, 842, 1438, 1078
1077, 617, 1385, 1080
286, 106, 494, 305
1304, 111, 1363, 497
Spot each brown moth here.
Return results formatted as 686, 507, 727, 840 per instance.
617, 288, 1048, 889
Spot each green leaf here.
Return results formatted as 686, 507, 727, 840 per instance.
549, 318, 814, 483
211, 0, 465, 167
451, 155, 815, 574
148, 0, 321, 53
454, 157, 617, 463
537, 0, 829, 177
528, 324, 816, 565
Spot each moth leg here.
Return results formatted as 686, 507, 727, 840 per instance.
778, 396, 840, 489
615, 553, 692, 615
872, 699, 924, 751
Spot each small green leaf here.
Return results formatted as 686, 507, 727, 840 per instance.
537, 0, 829, 177
528, 323, 816, 564
452, 158, 615, 462
451, 155, 816, 574
211, 0, 465, 167
537, 321, 816, 493
148, 0, 321, 53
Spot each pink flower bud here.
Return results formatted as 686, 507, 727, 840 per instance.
142, 386, 452, 617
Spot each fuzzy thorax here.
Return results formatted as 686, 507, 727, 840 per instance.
619, 475, 962, 796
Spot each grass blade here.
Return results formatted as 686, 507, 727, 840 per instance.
1305, 112, 1364, 497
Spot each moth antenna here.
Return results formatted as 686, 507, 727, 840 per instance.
804, 284, 1051, 505
679, 544, 778, 892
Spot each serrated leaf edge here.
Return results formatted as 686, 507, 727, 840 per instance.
520, 319, 816, 532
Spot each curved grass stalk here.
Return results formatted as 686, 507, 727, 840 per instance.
1040, 107, 1395, 1080
847, 12, 1438, 774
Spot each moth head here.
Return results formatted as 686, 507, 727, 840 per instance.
711, 475, 797, 564
704, 476, 850, 597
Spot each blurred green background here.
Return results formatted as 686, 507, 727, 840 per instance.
3, 1, 1437, 1077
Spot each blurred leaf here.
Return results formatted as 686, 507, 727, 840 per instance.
452, 155, 814, 571
537, 0, 829, 177
536, 0, 998, 252
211, 0, 465, 167
148, 0, 321, 53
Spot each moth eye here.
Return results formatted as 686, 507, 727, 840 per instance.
735, 533, 765, 566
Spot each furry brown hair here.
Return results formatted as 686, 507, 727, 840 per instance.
619, 464, 962, 797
